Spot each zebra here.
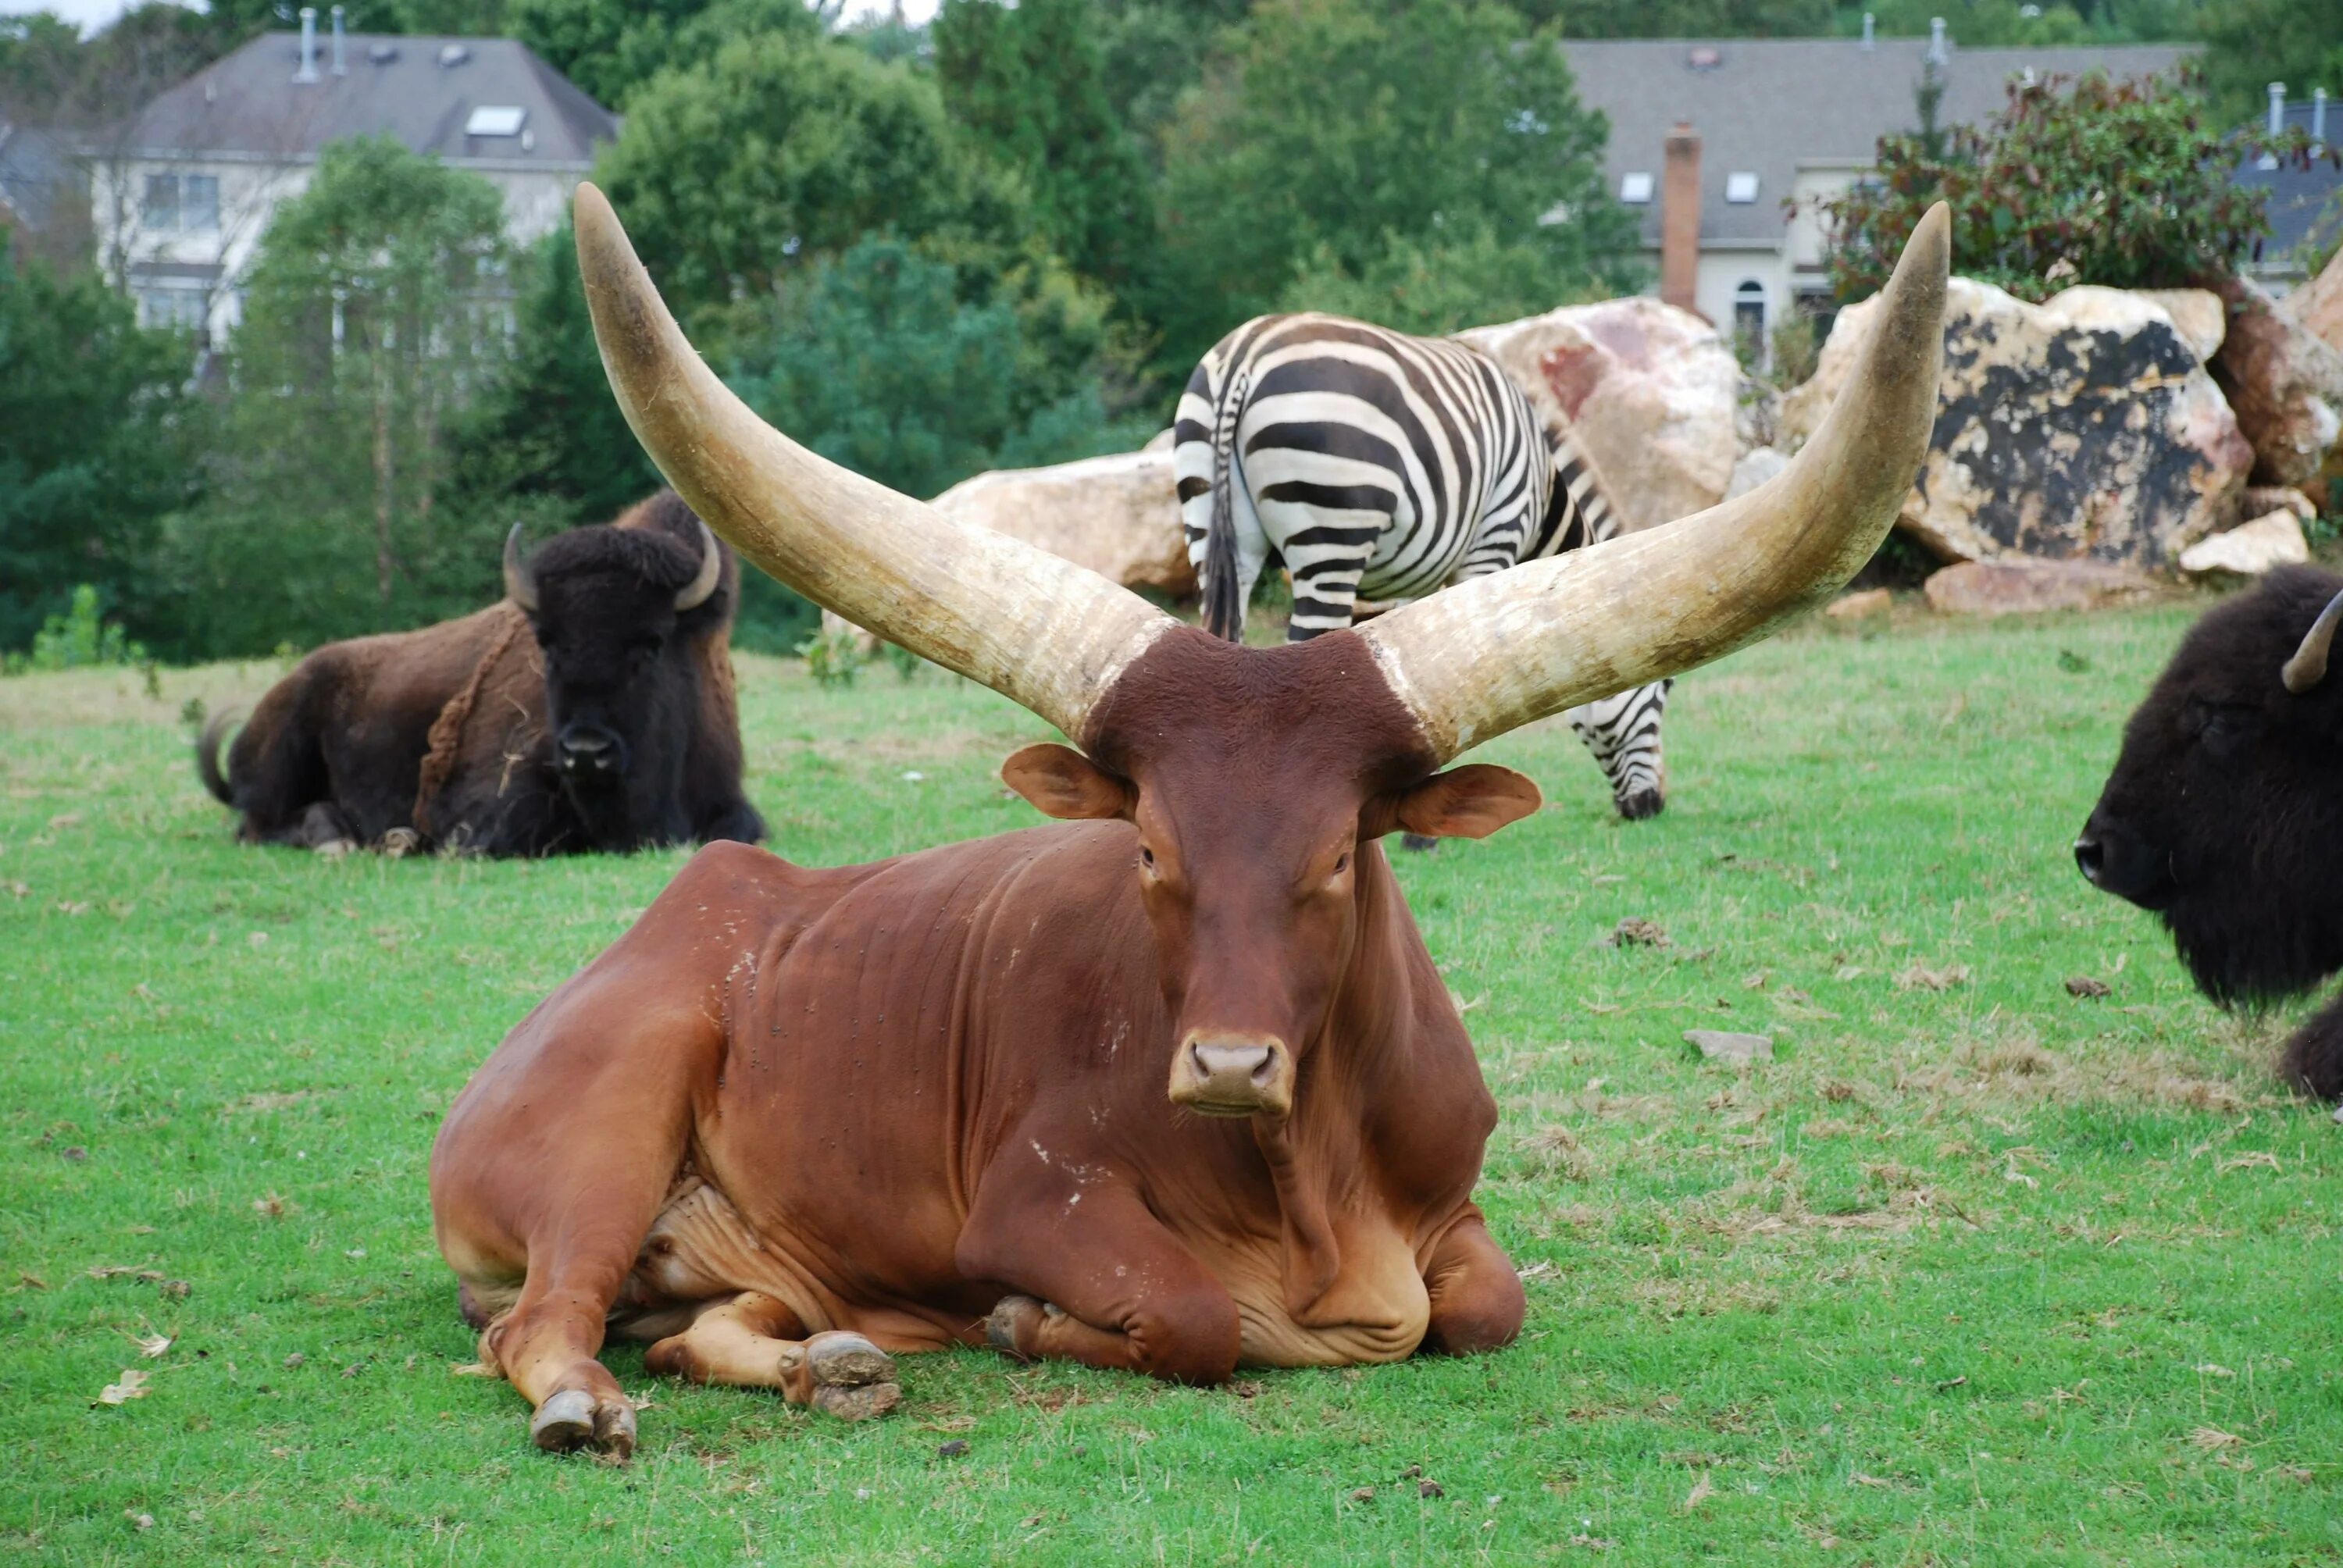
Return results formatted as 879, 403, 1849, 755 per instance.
1173, 312, 1672, 821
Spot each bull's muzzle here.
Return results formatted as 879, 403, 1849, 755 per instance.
1168, 1032, 1293, 1119
2074, 811, 2173, 908
558, 724, 624, 779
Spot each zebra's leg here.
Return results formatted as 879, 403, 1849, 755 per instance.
1565, 679, 1672, 821
1259, 494, 1381, 643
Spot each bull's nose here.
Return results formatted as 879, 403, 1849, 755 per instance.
2074, 834, 2105, 886
1169, 1032, 1293, 1118
558, 729, 619, 772
1190, 1040, 1275, 1085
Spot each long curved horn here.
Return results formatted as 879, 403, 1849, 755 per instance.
2282, 586, 2343, 694
503, 523, 539, 614
1359, 203, 1952, 763
673, 517, 723, 611
572, 184, 1175, 745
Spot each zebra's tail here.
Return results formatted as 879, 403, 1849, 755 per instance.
1201, 365, 1250, 643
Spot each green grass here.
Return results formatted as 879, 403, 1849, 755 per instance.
5, 600, 2340, 1566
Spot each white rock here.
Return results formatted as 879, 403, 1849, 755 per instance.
2178, 510, 2313, 576
930, 448, 1193, 597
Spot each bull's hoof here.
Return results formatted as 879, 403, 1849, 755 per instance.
984, 1295, 1042, 1357
1615, 789, 1665, 821
798, 1331, 898, 1421
530, 1387, 637, 1461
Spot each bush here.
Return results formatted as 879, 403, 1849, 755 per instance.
1, 584, 150, 676
1821, 68, 2280, 304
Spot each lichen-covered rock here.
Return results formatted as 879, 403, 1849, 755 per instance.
2134, 288, 2227, 362
930, 448, 1193, 597
1725, 445, 1790, 501
1922, 558, 2160, 616
2177, 510, 2312, 577
1457, 297, 1741, 533
1783, 278, 2252, 567
2209, 276, 2343, 491
2281, 244, 2343, 355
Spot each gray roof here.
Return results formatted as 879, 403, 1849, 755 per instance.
123, 31, 616, 166
0, 122, 79, 231
1560, 37, 2196, 247
2233, 98, 2343, 270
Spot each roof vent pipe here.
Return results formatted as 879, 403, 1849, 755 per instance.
330, 5, 347, 76
294, 5, 319, 83
2270, 81, 2288, 137
1927, 16, 1948, 66
1862, 12, 1874, 48
2316, 87, 2328, 150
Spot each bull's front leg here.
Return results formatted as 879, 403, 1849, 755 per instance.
957, 1180, 1240, 1385
1418, 1209, 1525, 1356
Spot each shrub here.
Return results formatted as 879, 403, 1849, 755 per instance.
2, 584, 151, 679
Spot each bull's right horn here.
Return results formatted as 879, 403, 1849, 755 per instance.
503, 524, 540, 615
2281, 586, 2343, 694
571, 184, 1176, 747
1357, 203, 1952, 764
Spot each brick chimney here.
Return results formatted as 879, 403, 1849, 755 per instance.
1661, 120, 1701, 316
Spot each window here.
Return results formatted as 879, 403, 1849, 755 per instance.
465, 105, 526, 137
1619, 172, 1654, 205
1734, 279, 1767, 349
136, 286, 207, 332
1724, 172, 1760, 205
142, 172, 219, 233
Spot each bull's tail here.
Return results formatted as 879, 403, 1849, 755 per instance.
1200, 365, 1251, 643
195, 707, 241, 805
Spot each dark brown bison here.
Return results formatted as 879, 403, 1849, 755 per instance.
197, 491, 765, 857
2077, 565, 2343, 1096
427, 190, 1948, 1458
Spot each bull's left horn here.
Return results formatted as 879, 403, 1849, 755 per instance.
673, 518, 722, 611
503, 524, 540, 614
1357, 203, 1951, 763
2281, 586, 2343, 694
571, 184, 1176, 747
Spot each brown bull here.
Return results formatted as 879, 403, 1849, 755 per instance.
197, 492, 765, 857
430, 187, 1949, 1457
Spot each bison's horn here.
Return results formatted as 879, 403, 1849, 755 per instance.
503, 523, 540, 615
571, 184, 1175, 746
2281, 586, 2343, 694
674, 517, 723, 611
1357, 204, 1952, 763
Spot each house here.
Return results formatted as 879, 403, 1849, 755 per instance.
94, 6, 617, 340
1558, 28, 2192, 359
0, 121, 83, 252
2234, 84, 2343, 286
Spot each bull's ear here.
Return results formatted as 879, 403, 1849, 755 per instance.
1002, 743, 1133, 821
1383, 764, 1542, 840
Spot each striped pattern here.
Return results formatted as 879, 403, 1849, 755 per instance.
1175, 312, 1671, 818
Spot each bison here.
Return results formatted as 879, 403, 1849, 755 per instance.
426, 188, 1947, 1458
196, 491, 765, 857
2076, 565, 2343, 1096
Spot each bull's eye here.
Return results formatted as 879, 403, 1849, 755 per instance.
1139, 845, 1156, 871
1332, 852, 1350, 877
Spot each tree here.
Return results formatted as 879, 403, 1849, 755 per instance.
1526, 0, 1832, 32
592, 30, 1012, 319
162, 137, 511, 655
1821, 69, 2284, 303
1154, 0, 1639, 372
935, 0, 1157, 298
0, 230, 198, 651
507, 0, 816, 109
2199, 0, 2343, 128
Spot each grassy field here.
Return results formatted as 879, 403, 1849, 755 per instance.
5, 597, 2340, 1566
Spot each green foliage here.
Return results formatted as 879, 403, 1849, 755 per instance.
159, 137, 512, 657
1821, 69, 2276, 303
936, 0, 1157, 299
2199, 0, 2343, 127
0, 584, 148, 676
506, 0, 816, 109
593, 30, 1013, 317
0, 231, 198, 653
725, 237, 1150, 504
1528, 0, 1833, 32
1280, 224, 1624, 336
794, 623, 866, 687
1089, 0, 1255, 167
1154, 0, 1639, 372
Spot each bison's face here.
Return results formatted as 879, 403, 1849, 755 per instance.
2077, 568, 2343, 1003
1000, 633, 1539, 1121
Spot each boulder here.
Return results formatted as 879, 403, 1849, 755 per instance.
1824, 587, 1893, 621
1922, 558, 2160, 617
929, 448, 1193, 597
2241, 484, 2317, 521
1724, 445, 1789, 501
1782, 277, 2252, 568
2134, 288, 2227, 362
1457, 296, 1741, 532
2177, 509, 2312, 577
2280, 244, 2343, 355
2209, 276, 2343, 491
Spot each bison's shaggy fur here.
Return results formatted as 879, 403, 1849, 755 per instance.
2080, 566, 2343, 1096
197, 491, 765, 857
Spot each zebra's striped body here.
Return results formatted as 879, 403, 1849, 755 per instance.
1175, 312, 1671, 819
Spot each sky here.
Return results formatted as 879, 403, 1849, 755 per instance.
0, 0, 939, 36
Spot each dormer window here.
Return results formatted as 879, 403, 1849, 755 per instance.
1619, 172, 1655, 205
466, 105, 526, 137
1724, 171, 1760, 204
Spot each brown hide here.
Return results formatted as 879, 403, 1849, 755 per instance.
430, 629, 1528, 1452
